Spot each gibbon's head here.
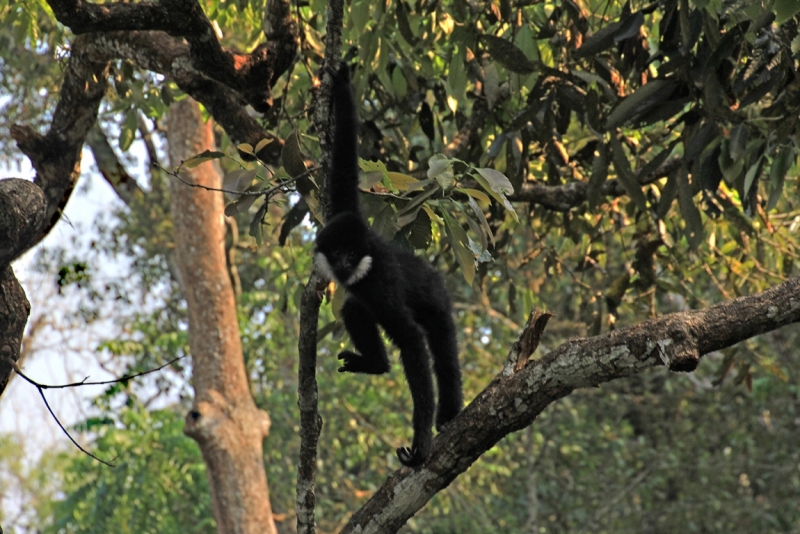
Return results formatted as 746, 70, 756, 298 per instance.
314, 212, 372, 287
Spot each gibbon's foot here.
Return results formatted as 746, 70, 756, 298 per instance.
337, 351, 390, 375
435, 404, 462, 432
397, 445, 429, 467
397, 433, 433, 467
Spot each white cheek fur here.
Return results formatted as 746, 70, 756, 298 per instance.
315, 252, 339, 283
345, 255, 373, 286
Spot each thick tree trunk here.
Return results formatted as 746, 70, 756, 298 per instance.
166, 98, 276, 534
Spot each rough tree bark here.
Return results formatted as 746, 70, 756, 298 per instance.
166, 98, 276, 534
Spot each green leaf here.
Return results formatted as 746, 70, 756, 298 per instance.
386, 172, 420, 191
729, 123, 749, 161
254, 138, 274, 154
235, 193, 258, 214
474, 168, 518, 221
392, 67, 408, 100
483, 62, 500, 109
474, 167, 513, 194
456, 201, 488, 251
223, 168, 258, 197
119, 111, 137, 151
467, 196, 495, 246
447, 48, 467, 106
183, 150, 226, 169
605, 79, 678, 130
742, 156, 762, 202
351, 0, 371, 33
480, 34, 536, 74
281, 130, 307, 178
371, 203, 399, 239
396, 1, 418, 45
442, 208, 476, 286
767, 144, 795, 210
676, 166, 703, 250
428, 154, 455, 188
407, 208, 432, 249
574, 18, 624, 58
774, 0, 800, 25
609, 136, 648, 212
248, 201, 268, 245
657, 169, 679, 220
718, 139, 744, 183
458, 187, 491, 203
613, 11, 644, 42
395, 187, 438, 226
587, 141, 608, 209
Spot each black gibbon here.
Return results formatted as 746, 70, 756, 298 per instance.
314, 64, 463, 467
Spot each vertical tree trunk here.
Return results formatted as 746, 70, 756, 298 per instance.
166, 98, 277, 534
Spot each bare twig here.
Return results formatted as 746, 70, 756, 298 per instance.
157, 162, 320, 198
6, 354, 187, 467
11, 354, 186, 390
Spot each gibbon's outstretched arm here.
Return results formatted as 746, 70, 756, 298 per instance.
327, 65, 362, 219
314, 62, 463, 467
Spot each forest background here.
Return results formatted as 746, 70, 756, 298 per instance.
1, 0, 800, 532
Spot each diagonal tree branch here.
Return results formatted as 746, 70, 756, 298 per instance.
342, 277, 800, 533
78, 31, 284, 163
46, 0, 299, 113
9, 35, 110, 255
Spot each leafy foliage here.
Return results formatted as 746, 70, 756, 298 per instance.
1, 0, 800, 531
47, 409, 214, 534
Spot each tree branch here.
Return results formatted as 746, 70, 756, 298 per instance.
86, 125, 145, 205
342, 277, 800, 533
295, 0, 346, 532
509, 156, 681, 211
8, 35, 110, 255
79, 31, 284, 163
46, 0, 299, 113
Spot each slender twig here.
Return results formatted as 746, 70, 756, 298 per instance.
11, 354, 186, 390
34, 385, 117, 466
5, 354, 187, 467
156, 162, 320, 197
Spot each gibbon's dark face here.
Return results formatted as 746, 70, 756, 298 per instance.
314, 212, 372, 287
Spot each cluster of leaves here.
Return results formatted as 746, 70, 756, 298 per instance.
47, 409, 214, 534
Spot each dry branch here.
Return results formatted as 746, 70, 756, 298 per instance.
342, 277, 800, 533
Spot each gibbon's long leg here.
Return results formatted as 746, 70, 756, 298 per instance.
420, 310, 463, 431
338, 298, 391, 375
384, 313, 436, 467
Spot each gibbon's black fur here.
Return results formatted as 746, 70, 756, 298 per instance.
314, 64, 463, 467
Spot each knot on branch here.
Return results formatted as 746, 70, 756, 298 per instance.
503, 309, 554, 375
184, 390, 272, 444
645, 319, 700, 372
